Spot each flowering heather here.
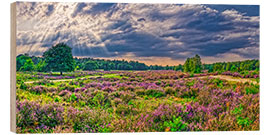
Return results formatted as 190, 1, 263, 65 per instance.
16, 70, 259, 133
16, 100, 64, 133
30, 85, 48, 94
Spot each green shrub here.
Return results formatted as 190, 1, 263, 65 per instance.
237, 117, 253, 127
69, 93, 77, 102
145, 89, 165, 98
245, 84, 259, 94
231, 105, 253, 127
90, 91, 111, 108
135, 89, 145, 96
108, 91, 120, 98
19, 82, 27, 90
165, 87, 175, 95
54, 97, 60, 102
186, 80, 195, 87
212, 78, 223, 88
155, 81, 162, 85
116, 104, 129, 115
115, 104, 138, 116
79, 101, 86, 107
163, 116, 188, 131
180, 88, 198, 99
120, 92, 134, 103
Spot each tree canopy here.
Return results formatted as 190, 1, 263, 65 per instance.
16, 54, 35, 71
43, 43, 75, 75
183, 54, 202, 73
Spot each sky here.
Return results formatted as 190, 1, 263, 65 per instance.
16, 2, 259, 66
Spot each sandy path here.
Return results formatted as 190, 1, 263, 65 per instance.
198, 75, 259, 84
24, 76, 96, 84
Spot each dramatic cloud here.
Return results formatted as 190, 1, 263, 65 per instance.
16, 2, 259, 65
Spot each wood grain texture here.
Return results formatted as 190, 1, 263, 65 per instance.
10, 2, 16, 133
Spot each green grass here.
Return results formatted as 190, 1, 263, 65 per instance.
103, 74, 126, 79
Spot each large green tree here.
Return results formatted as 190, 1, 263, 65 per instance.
43, 43, 75, 75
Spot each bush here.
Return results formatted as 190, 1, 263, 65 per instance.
163, 116, 188, 131
19, 82, 28, 90
30, 85, 48, 94
165, 87, 175, 95
179, 88, 198, 99
145, 89, 165, 98
69, 93, 78, 102
54, 97, 60, 102
135, 89, 145, 96
111, 98, 122, 106
237, 117, 253, 127
115, 104, 138, 116
90, 91, 111, 108
245, 84, 259, 94
119, 91, 135, 103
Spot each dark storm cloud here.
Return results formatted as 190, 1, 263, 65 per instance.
195, 40, 250, 56
16, 3, 259, 62
105, 31, 165, 54
180, 15, 234, 32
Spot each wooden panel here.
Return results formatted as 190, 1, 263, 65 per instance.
10, 2, 16, 133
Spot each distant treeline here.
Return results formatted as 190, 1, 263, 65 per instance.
204, 59, 259, 73
74, 57, 182, 71
17, 53, 259, 73
17, 54, 176, 71
16, 42, 259, 73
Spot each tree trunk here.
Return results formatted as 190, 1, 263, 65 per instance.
60, 71, 63, 75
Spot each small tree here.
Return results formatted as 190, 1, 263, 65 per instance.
183, 54, 202, 73
230, 65, 237, 72
35, 60, 46, 72
16, 54, 35, 71
174, 64, 182, 71
194, 54, 202, 73
43, 43, 75, 75
21, 59, 35, 71
83, 61, 98, 71
183, 58, 190, 72
213, 63, 223, 72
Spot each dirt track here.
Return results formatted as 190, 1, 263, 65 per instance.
24, 76, 93, 84
198, 75, 259, 84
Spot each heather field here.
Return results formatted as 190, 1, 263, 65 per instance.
16, 70, 259, 133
